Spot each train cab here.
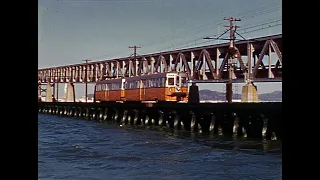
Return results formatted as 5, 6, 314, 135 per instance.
166, 72, 188, 102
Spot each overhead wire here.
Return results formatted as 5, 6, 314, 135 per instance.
91, 1, 282, 60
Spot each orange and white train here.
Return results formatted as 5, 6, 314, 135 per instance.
94, 72, 188, 102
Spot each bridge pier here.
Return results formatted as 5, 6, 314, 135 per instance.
190, 112, 201, 133
165, 110, 175, 129
118, 108, 125, 124
65, 83, 75, 102
241, 82, 259, 102
45, 84, 53, 102
132, 109, 139, 125
158, 110, 165, 127
91, 108, 97, 120
106, 108, 113, 121
199, 112, 214, 133
38, 102, 282, 140
138, 109, 147, 126
263, 112, 282, 140
188, 83, 200, 104
126, 109, 135, 124
178, 110, 192, 131
146, 108, 159, 126
97, 108, 103, 121
233, 117, 240, 137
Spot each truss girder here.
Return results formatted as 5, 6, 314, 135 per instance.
193, 49, 218, 80
251, 40, 270, 78
38, 34, 282, 83
173, 53, 191, 77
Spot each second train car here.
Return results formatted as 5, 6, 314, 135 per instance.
94, 72, 188, 102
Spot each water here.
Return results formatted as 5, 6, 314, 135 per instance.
38, 114, 282, 180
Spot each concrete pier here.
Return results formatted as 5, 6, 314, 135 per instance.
241, 83, 259, 102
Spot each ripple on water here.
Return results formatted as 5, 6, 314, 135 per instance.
38, 114, 282, 180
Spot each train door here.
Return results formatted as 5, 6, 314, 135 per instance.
105, 83, 109, 101
166, 74, 175, 100
121, 79, 125, 101
175, 74, 181, 92
140, 79, 146, 101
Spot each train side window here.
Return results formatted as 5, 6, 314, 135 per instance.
181, 77, 187, 87
168, 78, 174, 85
157, 78, 161, 87
154, 79, 157, 87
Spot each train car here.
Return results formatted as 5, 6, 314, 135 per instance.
95, 78, 125, 102
94, 72, 188, 102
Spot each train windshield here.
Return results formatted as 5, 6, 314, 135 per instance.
167, 74, 186, 87
168, 77, 174, 86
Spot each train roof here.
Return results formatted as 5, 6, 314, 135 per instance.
96, 72, 187, 84
125, 72, 187, 81
96, 78, 123, 84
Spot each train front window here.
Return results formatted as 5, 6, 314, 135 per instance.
168, 78, 174, 85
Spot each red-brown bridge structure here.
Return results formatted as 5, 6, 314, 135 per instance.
38, 34, 281, 84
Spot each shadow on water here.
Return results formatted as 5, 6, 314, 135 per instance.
39, 114, 281, 156
95, 120, 282, 156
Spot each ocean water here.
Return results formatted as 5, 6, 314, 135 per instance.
38, 114, 282, 180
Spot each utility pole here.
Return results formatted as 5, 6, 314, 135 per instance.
224, 17, 241, 104
129, 45, 141, 61
82, 59, 92, 103
129, 45, 141, 75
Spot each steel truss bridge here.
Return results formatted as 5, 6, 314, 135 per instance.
38, 34, 282, 84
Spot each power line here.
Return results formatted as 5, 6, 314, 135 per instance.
137, 1, 281, 50
154, 19, 281, 52
77, 2, 281, 61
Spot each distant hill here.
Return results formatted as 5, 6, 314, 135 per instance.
258, 90, 282, 101
199, 89, 241, 101
199, 89, 282, 101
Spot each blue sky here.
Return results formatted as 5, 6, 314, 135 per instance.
38, 0, 282, 99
